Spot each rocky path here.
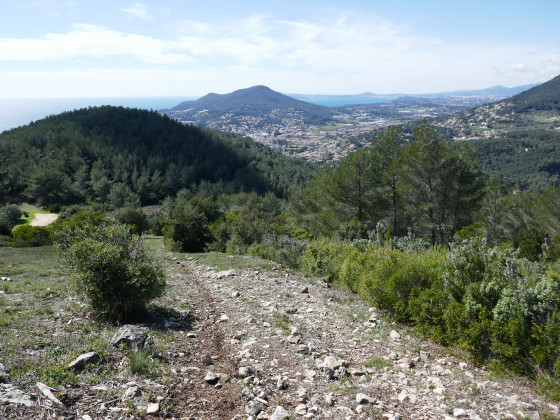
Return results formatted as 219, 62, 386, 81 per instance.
1, 254, 558, 419
163, 258, 559, 420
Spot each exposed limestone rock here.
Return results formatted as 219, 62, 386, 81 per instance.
67, 352, 99, 371
111, 325, 153, 352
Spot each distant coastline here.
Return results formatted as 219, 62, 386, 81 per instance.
0, 97, 192, 133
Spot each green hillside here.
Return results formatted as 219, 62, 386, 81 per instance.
0, 106, 316, 208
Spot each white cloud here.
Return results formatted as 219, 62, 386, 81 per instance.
120, 3, 153, 21
0, 24, 187, 64
0, 13, 558, 96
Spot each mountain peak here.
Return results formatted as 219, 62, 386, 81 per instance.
167, 85, 334, 124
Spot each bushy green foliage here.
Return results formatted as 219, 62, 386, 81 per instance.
0, 204, 23, 235
56, 215, 165, 322
164, 204, 212, 252
112, 207, 149, 234
249, 235, 307, 268
301, 234, 560, 379
12, 224, 51, 247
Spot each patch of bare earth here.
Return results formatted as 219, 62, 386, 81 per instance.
30, 213, 58, 226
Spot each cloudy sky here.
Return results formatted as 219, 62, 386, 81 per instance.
1, 0, 559, 97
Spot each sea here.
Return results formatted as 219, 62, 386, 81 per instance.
0, 95, 389, 133
295, 97, 387, 107
0, 97, 193, 133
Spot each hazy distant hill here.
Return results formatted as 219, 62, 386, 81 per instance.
165, 85, 336, 125
432, 84, 538, 98
287, 83, 537, 107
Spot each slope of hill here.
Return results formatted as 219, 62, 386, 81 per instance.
164, 85, 336, 125
1, 248, 558, 419
432, 74, 560, 189
0, 106, 316, 207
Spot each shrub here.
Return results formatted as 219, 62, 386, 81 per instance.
112, 207, 149, 234
0, 235, 12, 247
50, 211, 112, 249
12, 224, 51, 247
302, 239, 353, 282
164, 205, 212, 252
0, 204, 23, 235
249, 235, 308, 268
58, 221, 166, 322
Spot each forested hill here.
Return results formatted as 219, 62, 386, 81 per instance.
163, 85, 336, 125
430, 73, 560, 189
508, 74, 560, 112
0, 106, 316, 208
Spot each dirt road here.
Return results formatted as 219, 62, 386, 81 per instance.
30, 213, 58, 226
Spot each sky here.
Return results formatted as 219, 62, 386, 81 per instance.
0, 0, 559, 98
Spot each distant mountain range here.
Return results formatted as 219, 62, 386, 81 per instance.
163, 83, 538, 116
287, 84, 539, 105
162, 82, 537, 127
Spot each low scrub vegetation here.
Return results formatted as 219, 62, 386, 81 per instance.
54, 212, 166, 322
298, 236, 560, 385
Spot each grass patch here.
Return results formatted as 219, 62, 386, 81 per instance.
0, 245, 120, 390
273, 312, 291, 330
129, 349, 156, 376
186, 251, 274, 271
363, 357, 392, 368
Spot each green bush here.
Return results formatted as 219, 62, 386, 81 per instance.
0, 235, 12, 247
112, 207, 149, 234
301, 239, 354, 282
0, 204, 23, 235
164, 205, 212, 252
249, 235, 308, 268
12, 224, 51, 247
58, 221, 166, 322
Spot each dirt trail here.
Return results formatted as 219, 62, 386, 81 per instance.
163, 258, 558, 419
1, 254, 558, 419
30, 213, 58, 226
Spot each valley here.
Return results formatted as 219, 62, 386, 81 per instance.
162, 86, 511, 162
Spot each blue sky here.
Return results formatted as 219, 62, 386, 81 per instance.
0, 0, 559, 97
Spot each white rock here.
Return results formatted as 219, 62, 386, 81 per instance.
295, 403, 308, 415
204, 371, 219, 383
453, 408, 468, 418
146, 403, 159, 415
389, 330, 401, 340
0, 384, 35, 407
305, 369, 318, 380
270, 406, 291, 420
123, 386, 141, 400
323, 355, 343, 370
238, 366, 254, 378
355, 393, 376, 405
